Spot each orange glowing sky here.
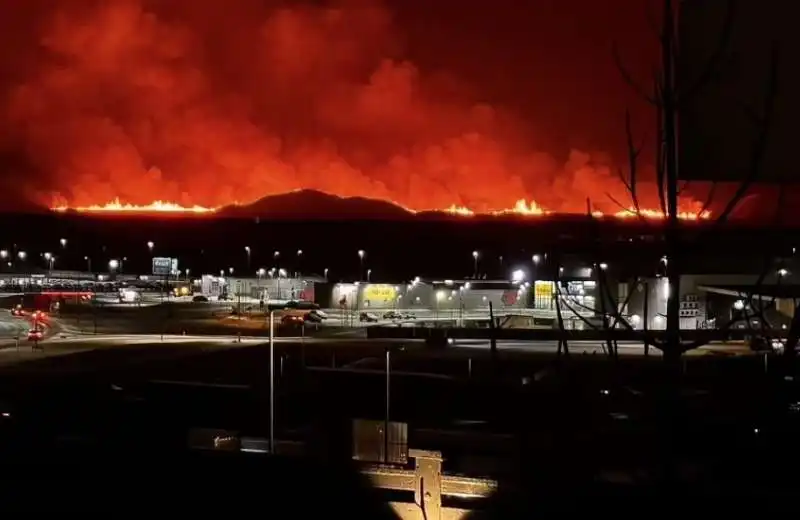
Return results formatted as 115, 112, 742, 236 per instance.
1, 1, 713, 215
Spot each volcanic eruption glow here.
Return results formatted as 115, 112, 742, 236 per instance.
52, 199, 216, 214
4, 1, 708, 218
51, 195, 711, 220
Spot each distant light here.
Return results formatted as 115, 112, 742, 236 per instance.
511, 269, 526, 283
733, 300, 745, 310
599, 262, 608, 270
532, 254, 540, 264
778, 268, 789, 277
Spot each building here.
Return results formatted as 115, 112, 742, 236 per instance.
222, 276, 316, 302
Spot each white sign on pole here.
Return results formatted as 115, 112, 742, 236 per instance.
152, 257, 173, 276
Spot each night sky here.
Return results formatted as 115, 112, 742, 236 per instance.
0, 1, 791, 217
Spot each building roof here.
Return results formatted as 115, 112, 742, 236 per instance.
698, 284, 800, 299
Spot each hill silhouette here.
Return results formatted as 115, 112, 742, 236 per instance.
218, 190, 416, 220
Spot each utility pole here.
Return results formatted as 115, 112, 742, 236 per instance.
269, 310, 275, 454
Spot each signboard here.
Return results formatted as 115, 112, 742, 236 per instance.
534, 281, 554, 299
363, 284, 397, 302
152, 257, 178, 276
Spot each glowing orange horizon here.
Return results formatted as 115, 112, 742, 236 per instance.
52, 198, 216, 214
51, 196, 711, 221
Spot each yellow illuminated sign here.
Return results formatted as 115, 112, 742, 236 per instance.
363, 284, 397, 302
534, 281, 554, 299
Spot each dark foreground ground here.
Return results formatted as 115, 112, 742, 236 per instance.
0, 338, 799, 510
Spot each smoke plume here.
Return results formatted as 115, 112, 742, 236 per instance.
0, 0, 693, 213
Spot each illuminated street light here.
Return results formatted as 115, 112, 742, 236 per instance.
244, 246, 251, 269
43, 252, 54, 271
778, 268, 789, 277
358, 250, 366, 281
108, 259, 120, 271
511, 269, 526, 283
472, 251, 479, 278
367, 269, 372, 282
0, 250, 7, 259
17, 251, 26, 261
599, 262, 608, 270
147, 241, 154, 252
84, 256, 91, 272
733, 300, 745, 311
532, 254, 540, 264
296, 249, 303, 278
59, 238, 67, 248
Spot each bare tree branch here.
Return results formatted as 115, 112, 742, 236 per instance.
612, 42, 660, 106
713, 45, 780, 225
676, 0, 738, 107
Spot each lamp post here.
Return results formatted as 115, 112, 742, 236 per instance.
296, 249, 303, 278
43, 252, 54, 272
245, 246, 251, 271
358, 250, 365, 281
472, 250, 479, 278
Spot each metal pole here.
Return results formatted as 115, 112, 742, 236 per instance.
301, 324, 306, 368
385, 346, 391, 463
269, 310, 275, 453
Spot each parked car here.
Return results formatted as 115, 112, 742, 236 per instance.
359, 312, 379, 323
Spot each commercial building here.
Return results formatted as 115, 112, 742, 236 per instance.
219, 276, 316, 302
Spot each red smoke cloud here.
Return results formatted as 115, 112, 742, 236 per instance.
0, 0, 698, 214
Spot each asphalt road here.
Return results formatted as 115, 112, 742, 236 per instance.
0, 310, 31, 343
0, 330, 749, 370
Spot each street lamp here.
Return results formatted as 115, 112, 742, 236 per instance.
17, 251, 26, 261
60, 238, 67, 248
358, 250, 365, 280
244, 246, 251, 270
43, 252, 54, 271
367, 268, 372, 282
532, 254, 540, 265
296, 249, 303, 278
0, 250, 7, 260
472, 251, 479, 278
108, 259, 119, 271
147, 241, 154, 254
84, 256, 92, 273
324, 267, 329, 281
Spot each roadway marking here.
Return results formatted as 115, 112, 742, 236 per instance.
149, 380, 251, 390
